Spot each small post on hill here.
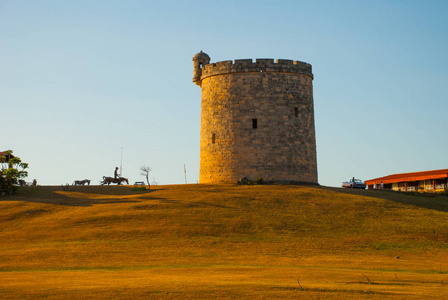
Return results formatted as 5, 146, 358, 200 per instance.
184, 163, 187, 184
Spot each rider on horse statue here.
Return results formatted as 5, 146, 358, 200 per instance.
101, 167, 129, 185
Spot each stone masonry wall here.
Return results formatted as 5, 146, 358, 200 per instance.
199, 58, 318, 184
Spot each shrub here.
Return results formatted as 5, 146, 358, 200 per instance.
238, 176, 264, 185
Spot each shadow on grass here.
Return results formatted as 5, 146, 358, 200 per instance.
319, 186, 448, 213
0, 186, 235, 209
0, 185, 163, 207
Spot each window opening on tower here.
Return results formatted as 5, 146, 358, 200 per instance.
252, 118, 258, 129
212, 133, 216, 144
295, 107, 299, 117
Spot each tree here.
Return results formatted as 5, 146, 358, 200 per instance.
140, 165, 152, 189
0, 150, 29, 196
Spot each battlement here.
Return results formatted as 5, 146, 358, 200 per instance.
201, 58, 313, 80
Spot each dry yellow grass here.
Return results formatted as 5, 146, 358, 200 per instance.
1, 184, 448, 299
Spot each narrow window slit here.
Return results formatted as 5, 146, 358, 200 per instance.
212, 133, 216, 144
295, 107, 299, 117
252, 118, 258, 129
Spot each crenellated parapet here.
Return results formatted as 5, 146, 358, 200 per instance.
201, 58, 313, 81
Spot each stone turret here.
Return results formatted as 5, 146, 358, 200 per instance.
193, 52, 318, 184
192, 51, 210, 86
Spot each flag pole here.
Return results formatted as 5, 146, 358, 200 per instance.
120, 147, 123, 177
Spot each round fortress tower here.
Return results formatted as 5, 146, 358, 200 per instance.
193, 51, 318, 184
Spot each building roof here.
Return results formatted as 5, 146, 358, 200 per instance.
365, 169, 448, 185
0, 151, 14, 158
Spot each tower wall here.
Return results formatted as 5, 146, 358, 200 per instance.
197, 57, 318, 184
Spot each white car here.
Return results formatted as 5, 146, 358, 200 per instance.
342, 178, 367, 189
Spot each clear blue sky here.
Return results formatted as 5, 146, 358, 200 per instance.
1, 0, 447, 187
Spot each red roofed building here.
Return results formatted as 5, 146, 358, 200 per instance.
365, 169, 448, 192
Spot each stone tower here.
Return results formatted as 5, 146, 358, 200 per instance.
193, 51, 318, 184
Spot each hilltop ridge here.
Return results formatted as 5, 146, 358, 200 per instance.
1, 184, 448, 299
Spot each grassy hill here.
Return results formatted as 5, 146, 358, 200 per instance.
1, 184, 448, 299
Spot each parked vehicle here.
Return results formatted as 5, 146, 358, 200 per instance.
342, 177, 367, 189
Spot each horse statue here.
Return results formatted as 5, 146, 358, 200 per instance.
73, 179, 91, 186
101, 176, 129, 185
